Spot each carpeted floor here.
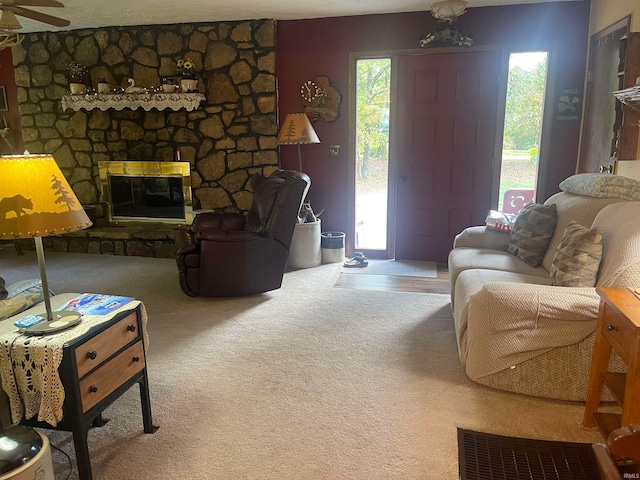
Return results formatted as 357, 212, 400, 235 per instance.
0, 249, 602, 479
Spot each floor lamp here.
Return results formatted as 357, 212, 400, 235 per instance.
277, 113, 320, 172
0, 154, 92, 335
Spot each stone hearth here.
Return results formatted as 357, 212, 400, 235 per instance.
14, 225, 185, 259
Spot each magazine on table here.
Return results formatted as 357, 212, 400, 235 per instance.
59, 293, 134, 316
14, 294, 134, 328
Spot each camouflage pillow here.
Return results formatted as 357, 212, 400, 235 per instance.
0, 277, 6, 300
550, 221, 603, 287
508, 203, 557, 267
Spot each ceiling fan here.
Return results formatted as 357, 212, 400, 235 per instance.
0, 0, 70, 30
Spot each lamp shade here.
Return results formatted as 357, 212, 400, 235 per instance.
0, 154, 92, 239
277, 114, 321, 145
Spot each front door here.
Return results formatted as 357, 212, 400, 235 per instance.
394, 50, 502, 261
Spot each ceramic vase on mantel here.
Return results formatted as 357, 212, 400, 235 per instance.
69, 82, 87, 95
180, 75, 197, 93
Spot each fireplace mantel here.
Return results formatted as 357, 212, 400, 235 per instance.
61, 92, 206, 112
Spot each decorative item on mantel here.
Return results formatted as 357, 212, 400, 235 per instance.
97, 78, 111, 94
177, 57, 198, 93
124, 78, 145, 94
67, 60, 88, 95
420, 0, 473, 48
161, 77, 178, 93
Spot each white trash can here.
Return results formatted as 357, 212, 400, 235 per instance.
321, 232, 345, 264
0, 427, 55, 480
287, 220, 322, 269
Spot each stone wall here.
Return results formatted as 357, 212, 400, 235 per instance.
13, 20, 278, 226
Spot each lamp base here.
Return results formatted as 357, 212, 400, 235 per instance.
23, 311, 82, 336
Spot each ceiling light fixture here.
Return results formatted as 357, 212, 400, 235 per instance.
430, 0, 468, 24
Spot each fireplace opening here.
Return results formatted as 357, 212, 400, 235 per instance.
99, 161, 193, 226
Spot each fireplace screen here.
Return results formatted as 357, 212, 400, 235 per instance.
99, 161, 193, 226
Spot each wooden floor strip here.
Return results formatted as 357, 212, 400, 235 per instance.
334, 263, 450, 294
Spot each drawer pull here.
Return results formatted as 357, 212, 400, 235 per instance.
87, 351, 98, 360
127, 324, 136, 332
607, 324, 619, 331
133, 356, 140, 362
89, 385, 98, 393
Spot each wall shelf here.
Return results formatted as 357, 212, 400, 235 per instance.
61, 92, 206, 112
613, 85, 640, 114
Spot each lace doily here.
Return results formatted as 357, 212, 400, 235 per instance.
61, 92, 206, 112
0, 299, 147, 426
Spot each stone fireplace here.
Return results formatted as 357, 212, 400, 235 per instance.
12, 19, 279, 257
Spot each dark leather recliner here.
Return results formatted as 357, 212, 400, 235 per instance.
175, 170, 311, 297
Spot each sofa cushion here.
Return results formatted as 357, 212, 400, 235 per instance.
549, 221, 602, 287
453, 268, 552, 358
560, 173, 640, 201
448, 247, 549, 303
507, 203, 557, 267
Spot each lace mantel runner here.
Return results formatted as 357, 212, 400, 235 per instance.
0, 298, 147, 427
61, 92, 206, 111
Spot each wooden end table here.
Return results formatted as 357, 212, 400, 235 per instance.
8, 298, 158, 480
583, 287, 640, 438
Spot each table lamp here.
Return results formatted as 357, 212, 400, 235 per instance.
0, 154, 92, 335
277, 113, 320, 172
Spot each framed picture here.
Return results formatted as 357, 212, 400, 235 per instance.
0, 86, 7, 111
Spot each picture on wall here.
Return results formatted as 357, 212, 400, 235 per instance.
0, 87, 7, 111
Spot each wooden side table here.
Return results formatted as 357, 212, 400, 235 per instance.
583, 287, 640, 438
18, 302, 158, 480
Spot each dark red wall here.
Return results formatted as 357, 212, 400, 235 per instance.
276, 2, 591, 236
0, 47, 23, 155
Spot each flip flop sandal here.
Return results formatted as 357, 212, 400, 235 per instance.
343, 254, 368, 268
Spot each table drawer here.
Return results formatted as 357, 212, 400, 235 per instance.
601, 304, 634, 361
79, 341, 145, 413
75, 311, 140, 378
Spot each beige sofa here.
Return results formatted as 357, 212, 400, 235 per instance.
448, 174, 640, 401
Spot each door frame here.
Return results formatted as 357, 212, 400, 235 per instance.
346, 45, 553, 259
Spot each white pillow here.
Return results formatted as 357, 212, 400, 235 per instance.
559, 173, 640, 201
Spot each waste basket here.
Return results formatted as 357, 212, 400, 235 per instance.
321, 232, 345, 264
287, 220, 322, 269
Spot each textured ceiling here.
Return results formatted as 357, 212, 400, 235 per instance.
11, 0, 583, 33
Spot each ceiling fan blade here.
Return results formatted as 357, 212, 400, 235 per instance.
2, 0, 65, 7
4, 5, 69, 26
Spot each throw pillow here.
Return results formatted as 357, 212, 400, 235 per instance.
550, 221, 603, 287
0, 292, 42, 321
508, 203, 558, 267
559, 173, 640, 201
